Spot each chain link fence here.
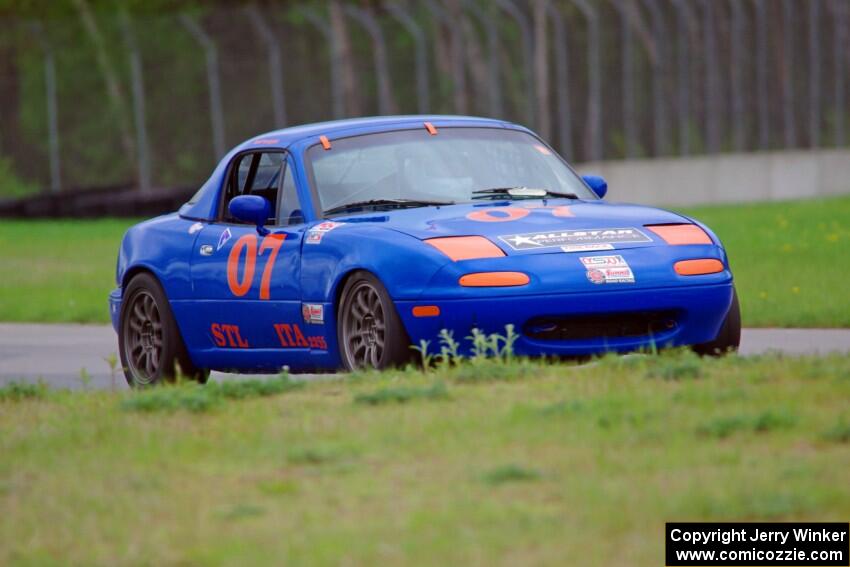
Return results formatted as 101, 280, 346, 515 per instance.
0, 0, 847, 198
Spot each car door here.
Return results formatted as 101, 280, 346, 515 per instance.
186, 151, 316, 371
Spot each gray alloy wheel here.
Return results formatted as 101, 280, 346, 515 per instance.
119, 272, 208, 387
337, 272, 411, 371
342, 280, 386, 368
122, 289, 163, 385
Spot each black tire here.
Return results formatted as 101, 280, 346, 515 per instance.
119, 272, 209, 387
337, 271, 411, 371
693, 287, 741, 356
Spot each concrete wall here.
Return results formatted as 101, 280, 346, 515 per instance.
575, 148, 850, 206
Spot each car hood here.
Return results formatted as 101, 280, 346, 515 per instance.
335, 199, 696, 255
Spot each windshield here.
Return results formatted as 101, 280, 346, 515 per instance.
306, 127, 595, 215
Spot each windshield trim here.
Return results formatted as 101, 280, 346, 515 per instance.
303, 125, 597, 220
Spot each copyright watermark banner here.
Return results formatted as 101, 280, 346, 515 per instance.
666, 522, 849, 566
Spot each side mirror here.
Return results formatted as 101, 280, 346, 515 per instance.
582, 175, 608, 199
229, 195, 271, 235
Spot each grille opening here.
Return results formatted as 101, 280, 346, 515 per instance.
524, 310, 678, 341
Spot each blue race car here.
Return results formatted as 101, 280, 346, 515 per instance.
111, 115, 740, 386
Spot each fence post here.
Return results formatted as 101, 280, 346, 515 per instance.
808, 0, 821, 148
611, 0, 637, 158
425, 0, 467, 115
700, 0, 721, 153
729, 0, 746, 152
303, 8, 344, 119
781, 0, 797, 149
120, 12, 151, 195
753, 0, 770, 150
571, 0, 602, 161
462, 0, 503, 118
245, 5, 287, 128
496, 0, 535, 129
463, 0, 502, 118
179, 14, 226, 160
344, 5, 397, 115
32, 22, 61, 193
546, 0, 572, 158
384, 2, 429, 114
672, 0, 694, 156
831, 0, 847, 147
642, 0, 669, 156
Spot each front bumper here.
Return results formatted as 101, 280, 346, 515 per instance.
108, 288, 122, 332
396, 282, 734, 357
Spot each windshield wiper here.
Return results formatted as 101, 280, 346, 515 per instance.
471, 186, 579, 200
323, 198, 453, 216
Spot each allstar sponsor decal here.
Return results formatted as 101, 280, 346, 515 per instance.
305, 221, 344, 245
302, 303, 324, 324
499, 227, 651, 250
580, 254, 635, 284
560, 243, 615, 253
188, 222, 204, 234
216, 227, 232, 251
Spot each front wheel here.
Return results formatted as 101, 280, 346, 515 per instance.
693, 287, 741, 356
337, 271, 411, 371
119, 272, 209, 387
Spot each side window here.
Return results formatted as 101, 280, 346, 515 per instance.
223, 152, 285, 224
278, 161, 305, 226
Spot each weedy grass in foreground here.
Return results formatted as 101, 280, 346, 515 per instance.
2, 353, 850, 566
354, 381, 449, 405
823, 419, 850, 443
0, 380, 48, 402
696, 409, 798, 439
120, 375, 300, 413
480, 464, 543, 485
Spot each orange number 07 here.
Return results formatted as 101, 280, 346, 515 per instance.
226, 234, 286, 300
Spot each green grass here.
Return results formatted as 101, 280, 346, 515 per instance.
678, 196, 850, 327
0, 219, 134, 323
1, 352, 849, 565
0, 195, 848, 326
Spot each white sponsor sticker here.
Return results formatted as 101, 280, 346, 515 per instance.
580, 254, 635, 284
561, 243, 615, 253
216, 227, 232, 251
302, 303, 324, 324
305, 221, 344, 245
189, 222, 204, 234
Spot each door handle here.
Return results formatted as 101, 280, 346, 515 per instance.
200, 244, 214, 256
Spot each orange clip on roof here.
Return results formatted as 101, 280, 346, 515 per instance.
424, 122, 438, 135
319, 135, 331, 150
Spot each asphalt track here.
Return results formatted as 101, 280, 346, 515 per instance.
1, 323, 849, 390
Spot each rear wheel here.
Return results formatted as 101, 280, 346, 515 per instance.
693, 287, 741, 356
337, 272, 411, 371
119, 272, 209, 387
